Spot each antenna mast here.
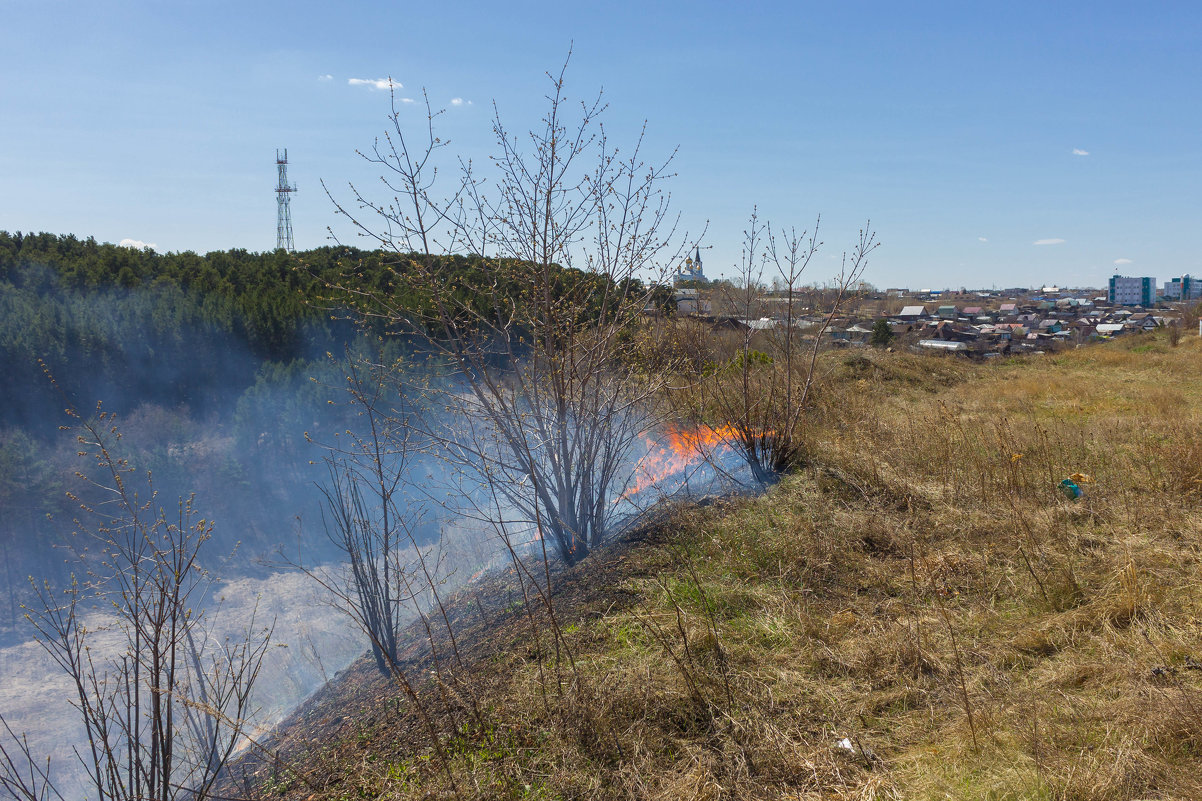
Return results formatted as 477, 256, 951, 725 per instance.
275, 148, 296, 251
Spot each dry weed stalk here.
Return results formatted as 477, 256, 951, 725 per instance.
931, 590, 980, 753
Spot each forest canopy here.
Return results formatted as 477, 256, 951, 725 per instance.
0, 231, 637, 430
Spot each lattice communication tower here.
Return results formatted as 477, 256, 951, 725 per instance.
275, 148, 296, 251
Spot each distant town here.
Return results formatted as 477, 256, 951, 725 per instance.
661, 251, 1201, 357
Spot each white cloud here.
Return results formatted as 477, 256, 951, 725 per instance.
449, 97, 472, 106
318, 74, 333, 82
978, 237, 988, 242
1114, 258, 1133, 265
399, 97, 416, 104
1072, 148, 1089, 156
348, 78, 399, 90
118, 238, 156, 251
1033, 238, 1065, 246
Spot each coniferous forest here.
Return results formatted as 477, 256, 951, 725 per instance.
0, 232, 466, 631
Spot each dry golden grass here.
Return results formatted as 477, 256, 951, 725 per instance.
247, 330, 1202, 801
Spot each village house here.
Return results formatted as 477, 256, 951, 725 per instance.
673, 288, 712, 316
1125, 312, 1159, 332
918, 339, 969, 352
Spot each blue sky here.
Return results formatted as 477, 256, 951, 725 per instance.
2, 0, 1200, 289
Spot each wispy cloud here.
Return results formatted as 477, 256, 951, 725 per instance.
1072, 148, 1089, 156
118, 238, 156, 251
318, 74, 333, 82
1114, 258, 1132, 265
1033, 238, 1065, 246
399, 97, 416, 104
450, 97, 472, 107
978, 237, 988, 242
348, 77, 399, 90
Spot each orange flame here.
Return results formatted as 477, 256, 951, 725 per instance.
622, 423, 745, 499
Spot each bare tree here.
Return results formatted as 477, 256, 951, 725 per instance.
323, 55, 685, 566
301, 352, 469, 687
678, 211, 877, 485
0, 402, 272, 801
304, 353, 419, 675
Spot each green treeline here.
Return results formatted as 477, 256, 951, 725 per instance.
2, 232, 666, 427
0, 232, 392, 429
1, 234, 450, 425
0, 231, 649, 429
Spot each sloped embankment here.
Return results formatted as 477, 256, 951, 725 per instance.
233, 339, 1202, 800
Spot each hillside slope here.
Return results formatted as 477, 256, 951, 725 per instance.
233, 333, 1202, 801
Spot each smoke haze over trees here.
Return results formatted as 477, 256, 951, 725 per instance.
0, 230, 663, 629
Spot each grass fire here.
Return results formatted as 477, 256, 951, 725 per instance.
215, 333, 1202, 800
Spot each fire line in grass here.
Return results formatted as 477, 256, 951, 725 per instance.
621, 423, 747, 499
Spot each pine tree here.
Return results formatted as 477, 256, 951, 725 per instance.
870, 318, 894, 348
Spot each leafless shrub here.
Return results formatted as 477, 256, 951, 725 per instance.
323, 54, 687, 566
1167, 319, 1182, 346
0, 400, 272, 801
677, 210, 877, 485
